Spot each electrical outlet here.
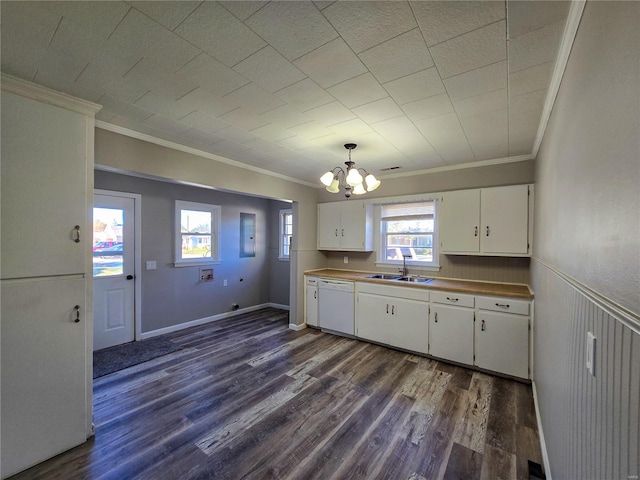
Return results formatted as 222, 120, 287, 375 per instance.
223, 279, 228, 287
586, 331, 596, 376
343, 256, 348, 264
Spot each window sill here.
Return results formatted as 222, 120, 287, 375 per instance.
277, 256, 290, 262
374, 261, 441, 273
173, 260, 221, 268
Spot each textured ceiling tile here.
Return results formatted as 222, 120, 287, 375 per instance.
509, 62, 554, 97
415, 112, 475, 163
178, 110, 231, 133
288, 121, 336, 141
243, 137, 283, 152
460, 109, 509, 160
313, 1, 335, 11
412, 0, 505, 47
99, 95, 154, 123
122, 58, 197, 100
108, 115, 158, 135
508, 0, 570, 39
358, 28, 434, 84
275, 78, 335, 112
383, 68, 446, 105
508, 21, 565, 73
453, 89, 507, 118
222, 83, 285, 115
371, 116, 417, 139
246, 1, 338, 61
293, 38, 367, 88
326, 118, 374, 137
323, 1, 416, 53
304, 101, 357, 126
1, 2, 63, 47
177, 53, 249, 97
276, 135, 316, 151
129, 1, 200, 30
352, 97, 404, 124
249, 124, 295, 142
41, 1, 130, 40
134, 91, 194, 120
258, 105, 312, 129
386, 128, 439, 159
219, 1, 268, 21
33, 70, 104, 103
210, 139, 251, 158
430, 20, 506, 79
177, 87, 240, 117
509, 89, 546, 155
217, 107, 270, 131
179, 127, 219, 149
401, 93, 454, 122
215, 126, 259, 144
108, 8, 200, 71
233, 47, 306, 93
444, 61, 507, 101
143, 114, 192, 135
77, 58, 150, 103
175, 2, 266, 67
327, 73, 388, 109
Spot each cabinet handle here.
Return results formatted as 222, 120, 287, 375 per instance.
486, 226, 490, 237
341, 228, 344, 237
481, 319, 485, 331
474, 226, 478, 237
74, 305, 81, 323
434, 312, 438, 322
386, 304, 389, 314
314, 291, 317, 299
391, 305, 395, 315
73, 225, 81, 243
495, 303, 510, 309
446, 297, 459, 302
335, 229, 338, 237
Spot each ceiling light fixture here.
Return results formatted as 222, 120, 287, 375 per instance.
320, 143, 381, 199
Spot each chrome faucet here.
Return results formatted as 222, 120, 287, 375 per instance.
401, 253, 411, 277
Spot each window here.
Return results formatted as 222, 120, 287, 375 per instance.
279, 209, 292, 260
174, 200, 221, 266
378, 201, 438, 268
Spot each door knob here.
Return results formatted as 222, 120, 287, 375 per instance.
126, 275, 135, 280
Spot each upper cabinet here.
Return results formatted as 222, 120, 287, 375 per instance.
317, 200, 373, 251
439, 184, 533, 256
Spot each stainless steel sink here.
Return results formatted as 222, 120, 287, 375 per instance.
394, 276, 433, 283
366, 273, 402, 280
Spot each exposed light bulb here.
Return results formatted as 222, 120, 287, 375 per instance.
320, 171, 335, 187
346, 168, 363, 186
365, 174, 381, 191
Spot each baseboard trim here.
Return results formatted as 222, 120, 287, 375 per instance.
140, 303, 289, 339
531, 380, 552, 480
288, 323, 307, 331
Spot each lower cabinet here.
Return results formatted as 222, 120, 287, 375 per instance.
356, 283, 429, 354
305, 277, 319, 327
429, 303, 475, 365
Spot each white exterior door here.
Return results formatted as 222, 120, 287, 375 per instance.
93, 193, 136, 350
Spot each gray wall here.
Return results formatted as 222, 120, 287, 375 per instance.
95, 170, 290, 333
531, 2, 639, 478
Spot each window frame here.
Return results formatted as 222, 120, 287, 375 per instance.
375, 198, 440, 271
278, 209, 293, 261
174, 200, 221, 267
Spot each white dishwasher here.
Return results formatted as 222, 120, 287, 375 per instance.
318, 279, 355, 335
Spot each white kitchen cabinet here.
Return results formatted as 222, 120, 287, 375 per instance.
305, 277, 319, 327
429, 291, 475, 365
439, 184, 532, 256
356, 283, 429, 354
475, 296, 530, 379
317, 200, 373, 251
1, 75, 99, 478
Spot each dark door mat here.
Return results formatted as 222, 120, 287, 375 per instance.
93, 336, 182, 379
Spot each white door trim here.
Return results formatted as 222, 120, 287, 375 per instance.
94, 189, 142, 341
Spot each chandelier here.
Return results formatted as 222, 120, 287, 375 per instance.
320, 143, 381, 198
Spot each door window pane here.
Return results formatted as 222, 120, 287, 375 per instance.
93, 207, 124, 277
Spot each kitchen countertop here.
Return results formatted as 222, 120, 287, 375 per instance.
305, 268, 534, 300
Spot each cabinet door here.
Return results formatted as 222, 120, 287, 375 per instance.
389, 298, 429, 354
481, 185, 529, 254
356, 292, 389, 344
439, 189, 481, 253
306, 284, 318, 327
475, 311, 529, 378
317, 203, 342, 249
429, 304, 474, 365
340, 201, 367, 250
1, 91, 88, 279
1, 278, 87, 478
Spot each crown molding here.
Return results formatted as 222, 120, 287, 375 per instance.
531, 0, 586, 157
1, 72, 101, 116
94, 121, 318, 188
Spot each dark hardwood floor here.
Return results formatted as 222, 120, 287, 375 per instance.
11, 308, 543, 480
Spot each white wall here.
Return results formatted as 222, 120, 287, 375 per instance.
532, 2, 639, 478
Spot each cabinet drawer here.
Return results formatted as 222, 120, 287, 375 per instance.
430, 291, 474, 308
357, 282, 430, 302
306, 276, 319, 286
476, 296, 530, 316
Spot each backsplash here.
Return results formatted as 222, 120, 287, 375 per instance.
323, 252, 531, 285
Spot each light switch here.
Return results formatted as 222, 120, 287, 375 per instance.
586, 331, 596, 376
146, 261, 157, 270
